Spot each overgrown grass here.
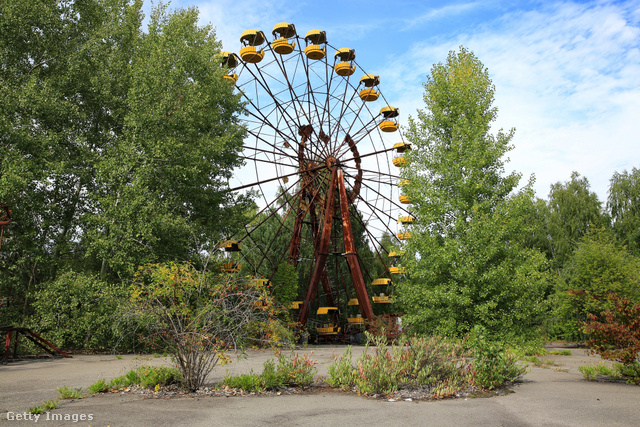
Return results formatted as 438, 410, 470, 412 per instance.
222, 352, 318, 392
57, 386, 83, 399
107, 366, 181, 390
327, 333, 473, 397
579, 361, 640, 384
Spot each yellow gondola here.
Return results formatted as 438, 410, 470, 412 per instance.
240, 29, 266, 63
289, 301, 303, 310
220, 51, 239, 69
393, 156, 407, 167
304, 30, 327, 60
272, 22, 296, 55
399, 195, 411, 204
346, 298, 365, 325
397, 232, 412, 240
334, 48, 356, 76
398, 179, 410, 187
316, 307, 340, 335
372, 295, 393, 304
220, 262, 241, 272
222, 73, 238, 84
389, 266, 407, 274
372, 278, 392, 286
393, 142, 411, 153
253, 278, 270, 287
222, 240, 241, 251
359, 74, 380, 101
379, 107, 399, 132
388, 250, 405, 258
398, 216, 415, 224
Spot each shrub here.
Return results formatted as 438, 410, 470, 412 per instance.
614, 362, 640, 385
555, 229, 640, 341
275, 351, 317, 387
327, 333, 471, 397
579, 363, 618, 381
42, 400, 58, 411
107, 366, 180, 390
326, 347, 356, 390
135, 366, 180, 388
28, 271, 125, 350
123, 263, 281, 391
468, 326, 527, 390
582, 295, 640, 365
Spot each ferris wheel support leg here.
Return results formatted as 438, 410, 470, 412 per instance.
297, 169, 338, 328
337, 170, 375, 322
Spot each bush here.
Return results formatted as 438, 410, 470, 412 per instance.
27, 271, 125, 350
582, 295, 640, 365
468, 326, 527, 390
614, 362, 640, 385
555, 229, 640, 341
327, 333, 472, 397
123, 263, 281, 391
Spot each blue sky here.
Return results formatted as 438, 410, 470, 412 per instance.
144, 0, 640, 204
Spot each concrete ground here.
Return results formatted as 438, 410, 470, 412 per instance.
2, 345, 640, 426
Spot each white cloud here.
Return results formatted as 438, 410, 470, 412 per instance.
382, 0, 640, 202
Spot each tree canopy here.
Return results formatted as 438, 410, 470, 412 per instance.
398, 47, 548, 339
0, 0, 248, 332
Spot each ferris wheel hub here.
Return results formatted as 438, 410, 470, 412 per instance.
325, 156, 339, 169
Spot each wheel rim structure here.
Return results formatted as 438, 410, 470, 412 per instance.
222, 24, 412, 335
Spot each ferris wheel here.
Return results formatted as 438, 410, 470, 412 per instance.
220, 23, 414, 335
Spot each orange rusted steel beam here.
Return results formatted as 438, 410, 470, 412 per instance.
297, 168, 338, 327
337, 170, 375, 321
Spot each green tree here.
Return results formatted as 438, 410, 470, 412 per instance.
125, 263, 279, 391
0, 1, 249, 345
554, 228, 640, 341
398, 47, 548, 340
608, 167, 640, 254
547, 172, 606, 269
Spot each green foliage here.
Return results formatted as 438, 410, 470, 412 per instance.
125, 262, 280, 391
270, 263, 299, 309
467, 326, 527, 390
582, 295, 640, 365
578, 363, 614, 380
274, 351, 318, 387
327, 333, 472, 397
28, 406, 44, 415
608, 167, 640, 255
547, 172, 606, 269
222, 352, 318, 391
399, 47, 548, 340
27, 271, 124, 350
579, 361, 640, 385
547, 350, 572, 356
554, 229, 640, 341
326, 346, 356, 390
134, 366, 181, 388
56, 386, 83, 400
42, 400, 59, 411
614, 362, 640, 385
0, 0, 248, 350
88, 379, 110, 394
106, 366, 180, 390
223, 371, 270, 392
